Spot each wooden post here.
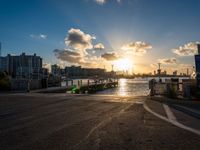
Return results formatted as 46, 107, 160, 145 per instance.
66, 80, 68, 87
71, 80, 73, 86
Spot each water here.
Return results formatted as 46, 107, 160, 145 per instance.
62, 77, 190, 96
97, 78, 150, 96
97, 77, 190, 96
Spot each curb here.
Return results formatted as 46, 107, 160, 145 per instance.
170, 104, 200, 120
149, 96, 200, 105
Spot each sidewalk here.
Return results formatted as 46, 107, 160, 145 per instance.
149, 95, 200, 105
149, 95, 200, 122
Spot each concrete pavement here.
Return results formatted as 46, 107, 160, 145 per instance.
0, 93, 200, 150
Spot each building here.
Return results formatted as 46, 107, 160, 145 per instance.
173, 70, 177, 76
65, 66, 82, 77
0, 53, 43, 79
195, 44, 200, 88
51, 64, 61, 76
161, 70, 167, 76
64, 66, 106, 78
0, 56, 8, 72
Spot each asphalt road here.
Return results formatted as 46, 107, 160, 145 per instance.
0, 93, 200, 150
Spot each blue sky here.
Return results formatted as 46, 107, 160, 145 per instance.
0, 0, 200, 73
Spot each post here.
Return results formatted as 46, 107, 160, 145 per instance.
66, 79, 68, 87
80, 80, 82, 86
71, 80, 73, 86
149, 79, 155, 96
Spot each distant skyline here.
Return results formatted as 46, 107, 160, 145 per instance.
1, 0, 200, 73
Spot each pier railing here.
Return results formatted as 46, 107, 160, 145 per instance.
65, 79, 118, 94
149, 78, 197, 99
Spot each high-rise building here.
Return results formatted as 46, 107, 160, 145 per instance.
51, 64, 61, 76
198, 44, 200, 54
195, 44, 200, 88
0, 56, 8, 72
0, 53, 42, 79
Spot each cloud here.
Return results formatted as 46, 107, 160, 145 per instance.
150, 63, 157, 68
65, 28, 95, 53
178, 63, 194, 69
95, 0, 121, 5
101, 53, 118, 61
121, 41, 152, 56
30, 34, 47, 39
54, 49, 82, 64
43, 63, 51, 71
94, 43, 105, 50
158, 58, 177, 64
172, 42, 200, 56
95, 0, 106, 4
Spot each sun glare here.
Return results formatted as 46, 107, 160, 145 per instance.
114, 58, 134, 72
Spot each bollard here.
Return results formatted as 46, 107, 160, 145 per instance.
149, 79, 155, 96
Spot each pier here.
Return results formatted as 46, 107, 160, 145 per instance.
34, 79, 118, 94
73, 81, 118, 94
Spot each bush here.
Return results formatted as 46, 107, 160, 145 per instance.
0, 71, 11, 91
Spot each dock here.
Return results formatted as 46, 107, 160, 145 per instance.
33, 79, 118, 94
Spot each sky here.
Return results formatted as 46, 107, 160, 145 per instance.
0, 0, 200, 74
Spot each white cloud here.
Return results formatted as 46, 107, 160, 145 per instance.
95, 0, 121, 5
94, 43, 105, 50
43, 63, 51, 71
95, 0, 106, 5
158, 57, 177, 64
65, 28, 95, 54
178, 64, 194, 69
172, 42, 200, 56
30, 34, 47, 39
121, 41, 152, 56
150, 63, 157, 68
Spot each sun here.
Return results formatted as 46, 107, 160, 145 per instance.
114, 58, 134, 72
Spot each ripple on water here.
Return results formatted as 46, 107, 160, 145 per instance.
97, 78, 150, 96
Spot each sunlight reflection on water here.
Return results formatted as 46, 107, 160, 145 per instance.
97, 78, 150, 96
